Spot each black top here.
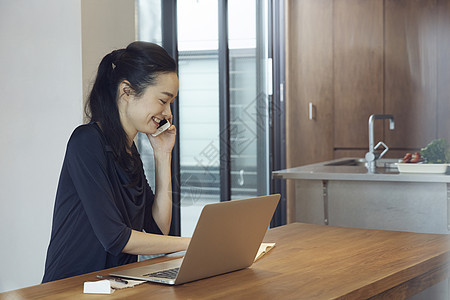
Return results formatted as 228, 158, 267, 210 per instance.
42, 123, 162, 283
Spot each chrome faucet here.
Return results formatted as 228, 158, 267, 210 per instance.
365, 114, 395, 172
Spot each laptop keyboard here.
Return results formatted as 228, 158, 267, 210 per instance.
144, 267, 180, 279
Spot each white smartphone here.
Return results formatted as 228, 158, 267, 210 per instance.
151, 119, 170, 137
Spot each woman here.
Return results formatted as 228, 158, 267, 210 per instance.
42, 41, 190, 283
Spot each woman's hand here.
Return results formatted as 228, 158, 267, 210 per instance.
147, 123, 176, 154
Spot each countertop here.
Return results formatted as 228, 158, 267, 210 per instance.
272, 158, 450, 183
2, 223, 449, 299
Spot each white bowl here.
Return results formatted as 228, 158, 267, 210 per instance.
395, 163, 449, 174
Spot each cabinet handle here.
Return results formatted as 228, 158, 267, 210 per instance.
309, 102, 316, 120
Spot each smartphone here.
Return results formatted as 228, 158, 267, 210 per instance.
152, 119, 170, 137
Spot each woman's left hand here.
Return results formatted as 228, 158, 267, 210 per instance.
146, 124, 177, 154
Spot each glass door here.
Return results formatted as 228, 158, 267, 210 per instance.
228, 0, 269, 200
177, 0, 270, 236
137, 0, 274, 237
177, 0, 221, 237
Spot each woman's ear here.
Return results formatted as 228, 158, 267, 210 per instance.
119, 81, 133, 100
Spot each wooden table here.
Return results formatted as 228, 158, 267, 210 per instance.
2, 223, 450, 299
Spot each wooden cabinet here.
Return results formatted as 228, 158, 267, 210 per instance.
334, 0, 384, 149
286, 0, 334, 169
384, 0, 438, 149
438, 0, 450, 142
287, 0, 450, 166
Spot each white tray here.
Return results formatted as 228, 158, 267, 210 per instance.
396, 163, 449, 174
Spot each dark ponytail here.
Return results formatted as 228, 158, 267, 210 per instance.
85, 42, 176, 184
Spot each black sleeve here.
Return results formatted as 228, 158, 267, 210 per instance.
65, 127, 131, 256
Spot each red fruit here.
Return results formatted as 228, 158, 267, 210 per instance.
402, 153, 412, 163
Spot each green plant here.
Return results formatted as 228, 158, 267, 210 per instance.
420, 138, 450, 164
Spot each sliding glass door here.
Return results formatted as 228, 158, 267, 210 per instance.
137, 0, 279, 237
176, 0, 271, 236
228, 0, 269, 200
177, 0, 221, 237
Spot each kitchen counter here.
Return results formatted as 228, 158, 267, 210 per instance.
273, 157, 450, 183
272, 157, 450, 235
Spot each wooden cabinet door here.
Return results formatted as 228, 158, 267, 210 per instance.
437, 0, 450, 142
384, 0, 438, 149
334, 0, 384, 149
286, 0, 334, 168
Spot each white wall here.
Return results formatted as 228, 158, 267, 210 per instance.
0, 0, 136, 292
0, 0, 83, 292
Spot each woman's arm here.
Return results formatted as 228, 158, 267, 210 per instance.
147, 124, 177, 235
122, 230, 190, 255
123, 124, 190, 256
152, 151, 173, 235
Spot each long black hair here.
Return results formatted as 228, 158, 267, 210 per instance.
85, 41, 177, 183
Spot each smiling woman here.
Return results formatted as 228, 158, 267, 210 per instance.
119, 72, 178, 142
41, 41, 190, 283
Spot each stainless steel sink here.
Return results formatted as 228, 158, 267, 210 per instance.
324, 158, 399, 171
324, 158, 366, 166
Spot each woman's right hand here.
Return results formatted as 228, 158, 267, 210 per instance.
147, 123, 177, 155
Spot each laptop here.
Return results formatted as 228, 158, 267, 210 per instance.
110, 194, 280, 285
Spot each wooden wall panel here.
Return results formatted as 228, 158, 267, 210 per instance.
437, 0, 450, 142
286, 0, 334, 169
334, 0, 384, 149
334, 149, 367, 159
384, 0, 438, 148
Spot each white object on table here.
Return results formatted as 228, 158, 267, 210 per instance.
83, 279, 114, 294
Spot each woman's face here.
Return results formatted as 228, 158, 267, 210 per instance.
120, 72, 179, 139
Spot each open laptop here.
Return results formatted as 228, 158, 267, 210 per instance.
110, 194, 280, 285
